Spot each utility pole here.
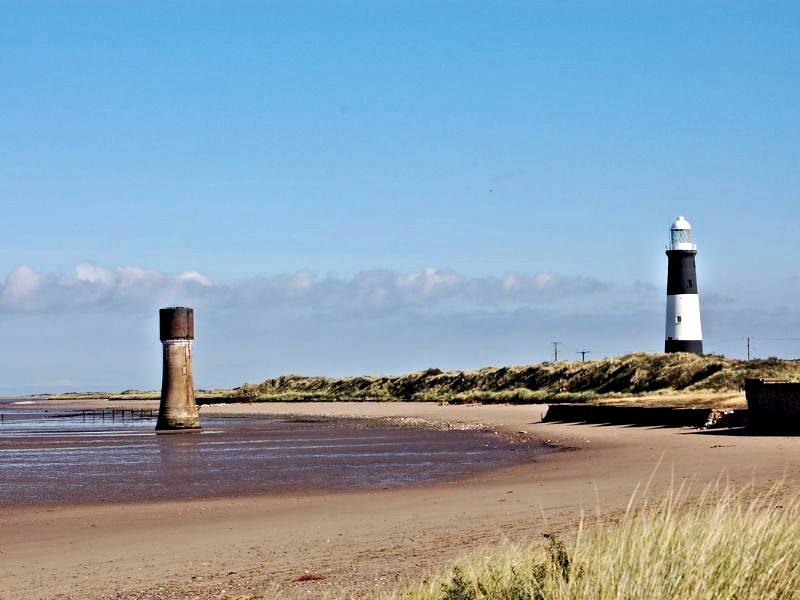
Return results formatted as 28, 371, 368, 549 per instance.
552, 341, 561, 362
578, 350, 590, 362
747, 337, 751, 360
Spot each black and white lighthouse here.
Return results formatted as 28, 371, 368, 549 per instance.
665, 216, 703, 354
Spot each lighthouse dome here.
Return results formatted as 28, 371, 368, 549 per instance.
671, 216, 691, 230
669, 215, 696, 251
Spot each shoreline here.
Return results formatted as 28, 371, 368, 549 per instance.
1, 401, 798, 599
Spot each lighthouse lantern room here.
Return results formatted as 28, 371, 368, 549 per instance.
665, 216, 703, 354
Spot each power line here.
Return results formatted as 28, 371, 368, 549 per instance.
704, 335, 800, 360
704, 337, 745, 347
577, 350, 590, 362
706, 336, 800, 344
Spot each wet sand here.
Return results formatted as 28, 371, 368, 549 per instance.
1, 400, 799, 599
0, 408, 549, 506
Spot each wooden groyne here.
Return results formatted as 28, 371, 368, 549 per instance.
57, 409, 158, 420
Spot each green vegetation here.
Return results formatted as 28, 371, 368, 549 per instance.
385, 485, 800, 600
237, 353, 800, 406
46, 353, 800, 408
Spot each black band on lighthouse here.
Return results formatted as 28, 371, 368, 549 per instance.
666, 250, 698, 296
665, 339, 703, 354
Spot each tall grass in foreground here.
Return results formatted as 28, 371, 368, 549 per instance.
386, 484, 800, 600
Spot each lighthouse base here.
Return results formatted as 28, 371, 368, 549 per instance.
665, 339, 703, 354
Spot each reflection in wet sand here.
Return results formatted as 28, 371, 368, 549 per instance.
0, 407, 552, 506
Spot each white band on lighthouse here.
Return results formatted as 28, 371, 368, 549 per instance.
665, 294, 703, 341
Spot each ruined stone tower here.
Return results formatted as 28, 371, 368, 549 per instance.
156, 307, 200, 431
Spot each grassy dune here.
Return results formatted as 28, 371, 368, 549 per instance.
45, 352, 800, 408
386, 484, 800, 600
237, 353, 800, 407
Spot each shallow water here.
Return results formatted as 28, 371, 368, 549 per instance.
0, 404, 550, 506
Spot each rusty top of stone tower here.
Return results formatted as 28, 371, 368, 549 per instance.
159, 307, 194, 341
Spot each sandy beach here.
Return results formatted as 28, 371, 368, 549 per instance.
1, 400, 799, 600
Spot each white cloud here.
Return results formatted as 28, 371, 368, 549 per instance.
75, 262, 113, 286
502, 272, 519, 291
397, 267, 461, 296
534, 272, 559, 288
117, 265, 164, 286
0, 262, 613, 316
287, 270, 314, 293
3, 265, 42, 300
179, 271, 212, 286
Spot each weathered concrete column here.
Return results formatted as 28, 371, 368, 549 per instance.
156, 307, 200, 431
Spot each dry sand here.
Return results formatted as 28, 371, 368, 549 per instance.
1, 400, 799, 600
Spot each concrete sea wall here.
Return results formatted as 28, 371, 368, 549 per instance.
745, 378, 800, 432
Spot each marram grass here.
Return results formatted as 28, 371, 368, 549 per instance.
384, 484, 800, 600
236, 353, 800, 406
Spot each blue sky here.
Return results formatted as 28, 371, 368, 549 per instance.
1, 1, 799, 394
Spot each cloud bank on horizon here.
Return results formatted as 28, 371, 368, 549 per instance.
1, 261, 798, 395
0, 262, 619, 316
0, 261, 665, 394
